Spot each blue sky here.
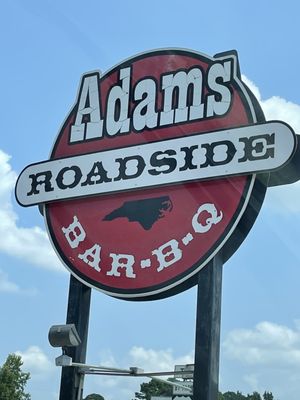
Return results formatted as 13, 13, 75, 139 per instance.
1, 1, 300, 399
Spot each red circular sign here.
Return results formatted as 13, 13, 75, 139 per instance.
45, 49, 266, 299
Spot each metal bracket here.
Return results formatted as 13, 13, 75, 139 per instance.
268, 134, 300, 186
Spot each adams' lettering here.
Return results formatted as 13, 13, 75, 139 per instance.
69, 60, 233, 143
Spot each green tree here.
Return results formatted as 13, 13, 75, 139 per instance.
223, 391, 246, 400
0, 354, 31, 400
220, 390, 275, 400
83, 394, 105, 400
247, 392, 262, 400
134, 378, 173, 400
263, 392, 274, 400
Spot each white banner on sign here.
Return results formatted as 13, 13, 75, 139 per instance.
16, 121, 296, 206
172, 396, 192, 400
151, 397, 172, 400
173, 381, 193, 395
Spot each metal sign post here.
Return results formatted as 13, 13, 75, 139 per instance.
193, 254, 223, 400
59, 275, 91, 400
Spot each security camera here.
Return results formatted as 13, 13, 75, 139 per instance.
48, 324, 81, 348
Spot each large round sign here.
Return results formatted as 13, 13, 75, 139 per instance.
40, 49, 267, 299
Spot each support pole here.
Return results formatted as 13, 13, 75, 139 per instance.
193, 254, 223, 400
59, 275, 91, 400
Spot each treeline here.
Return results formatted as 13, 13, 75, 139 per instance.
219, 391, 274, 400
133, 379, 276, 400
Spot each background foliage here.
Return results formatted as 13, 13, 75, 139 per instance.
0, 354, 31, 400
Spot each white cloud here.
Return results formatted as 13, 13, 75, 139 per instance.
16, 346, 55, 380
222, 320, 300, 399
98, 348, 119, 369
242, 75, 300, 132
0, 150, 63, 272
13, 346, 60, 400
0, 268, 20, 293
0, 268, 37, 295
129, 346, 193, 372
223, 320, 300, 366
242, 75, 300, 213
